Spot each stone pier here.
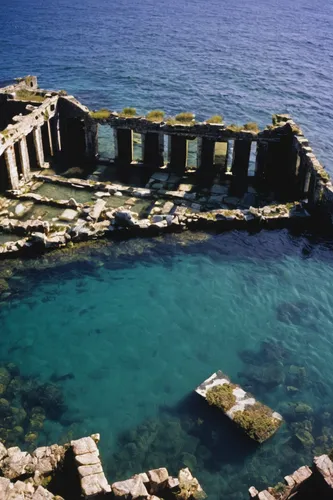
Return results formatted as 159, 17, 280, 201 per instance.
168, 135, 188, 174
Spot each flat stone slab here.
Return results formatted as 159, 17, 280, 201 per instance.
81, 472, 111, 496
112, 476, 148, 498
195, 370, 282, 443
59, 209, 78, 222
71, 437, 98, 455
284, 465, 312, 487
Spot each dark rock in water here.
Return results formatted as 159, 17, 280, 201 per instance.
239, 362, 285, 389
50, 372, 75, 383
285, 365, 306, 389
277, 301, 304, 325
239, 339, 291, 367
22, 382, 66, 420
276, 299, 327, 326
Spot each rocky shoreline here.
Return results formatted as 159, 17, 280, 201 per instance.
0, 433, 205, 500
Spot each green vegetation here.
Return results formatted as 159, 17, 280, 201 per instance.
175, 112, 195, 123
206, 384, 236, 411
227, 124, 243, 133
89, 109, 111, 120
15, 90, 46, 102
233, 403, 281, 442
206, 115, 223, 124
146, 109, 165, 122
243, 122, 259, 132
121, 107, 137, 117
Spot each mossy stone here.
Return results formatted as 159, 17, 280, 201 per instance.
233, 404, 281, 442
206, 384, 236, 412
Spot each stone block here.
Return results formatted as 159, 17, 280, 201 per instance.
71, 437, 98, 456
148, 468, 169, 492
78, 462, 103, 477
112, 476, 148, 498
81, 471, 111, 496
75, 451, 100, 466
59, 209, 78, 222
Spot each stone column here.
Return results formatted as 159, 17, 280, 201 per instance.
33, 126, 45, 168
84, 119, 98, 159
4, 146, 19, 190
18, 136, 31, 182
47, 121, 54, 157
197, 137, 215, 171
255, 141, 268, 179
168, 135, 188, 174
114, 128, 133, 165
142, 132, 164, 167
231, 140, 251, 176
50, 116, 61, 154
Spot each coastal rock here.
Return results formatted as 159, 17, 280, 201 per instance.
90, 199, 106, 221
1, 446, 34, 479
32, 445, 65, 476
314, 454, 333, 488
147, 468, 169, 493
32, 485, 56, 499
114, 210, 138, 226
178, 468, 205, 500
112, 476, 148, 498
15, 202, 33, 218
0, 441, 7, 460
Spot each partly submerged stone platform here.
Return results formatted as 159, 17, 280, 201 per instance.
0, 76, 332, 258
195, 371, 283, 443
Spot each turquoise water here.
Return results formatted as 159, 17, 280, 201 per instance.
1, 230, 333, 497
1, 0, 333, 171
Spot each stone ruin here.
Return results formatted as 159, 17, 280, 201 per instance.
0, 76, 332, 256
249, 452, 333, 499
0, 433, 205, 500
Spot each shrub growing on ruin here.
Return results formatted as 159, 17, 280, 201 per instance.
90, 109, 111, 119
206, 384, 236, 411
227, 124, 243, 132
15, 90, 46, 102
122, 107, 137, 117
146, 110, 165, 122
233, 403, 281, 442
243, 122, 259, 132
175, 112, 195, 123
206, 115, 223, 124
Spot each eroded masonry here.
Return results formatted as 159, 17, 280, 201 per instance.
0, 76, 332, 255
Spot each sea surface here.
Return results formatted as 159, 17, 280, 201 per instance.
2, 0, 333, 498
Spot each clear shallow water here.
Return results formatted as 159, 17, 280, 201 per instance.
1, 231, 333, 497
1, 0, 333, 172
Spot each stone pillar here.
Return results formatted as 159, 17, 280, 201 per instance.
47, 121, 54, 157
33, 126, 44, 167
142, 132, 164, 167
197, 137, 215, 171
18, 136, 31, 182
114, 128, 133, 165
50, 116, 61, 155
84, 119, 98, 159
255, 141, 268, 179
4, 146, 19, 190
231, 140, 251, 176
168, 135, 188, 174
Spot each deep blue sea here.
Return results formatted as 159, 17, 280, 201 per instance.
2, 0, 333, 498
